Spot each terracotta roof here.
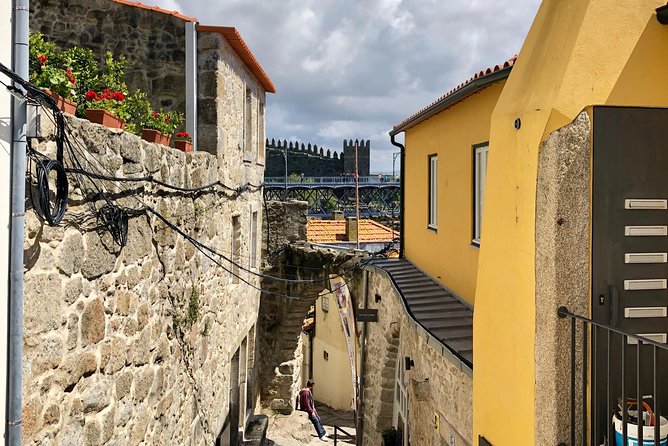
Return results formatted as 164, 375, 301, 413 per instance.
110, 0, 197, 22
307, 219, 399, 243
197, 25, 276, 94
392, 56, 517, 134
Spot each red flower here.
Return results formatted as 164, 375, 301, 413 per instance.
85, 90, 98, 101
152, 112, 159, 118
37, 54, 48, 66
164, 117, 171, 123
112, 91, 125, 101
66, 69, 75, 84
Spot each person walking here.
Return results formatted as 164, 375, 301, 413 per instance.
296, 380, 328, 441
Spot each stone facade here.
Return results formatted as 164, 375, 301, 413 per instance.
22, 112, 264, 445
362, 267, 473, 446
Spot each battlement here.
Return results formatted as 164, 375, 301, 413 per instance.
265, 138, 371, 178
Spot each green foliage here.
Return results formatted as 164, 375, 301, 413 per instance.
123, 90, 152, 136
288, 172, 302, 183
142, 109, 185, 136
185, 287, 200, 327
60, 46, 100, 115
29, 32, 75, 99
101, 51, 128, 93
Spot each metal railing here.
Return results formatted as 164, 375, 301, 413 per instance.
333, 425, 355, 445
265, 176, 399, 185
558, 306, 667, 446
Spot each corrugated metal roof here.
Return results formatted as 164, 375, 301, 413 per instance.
307, 219, 399, 243
369, 258, 473, 368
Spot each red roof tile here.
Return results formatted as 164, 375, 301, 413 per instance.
197, 25, 276, 94
110, 0, 197, 22
393, 55, 517, 132
307, 219, 399, 244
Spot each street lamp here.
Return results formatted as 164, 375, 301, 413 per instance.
392, 151, 400, 181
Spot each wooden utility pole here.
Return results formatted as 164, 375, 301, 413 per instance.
355, 142, 360, 249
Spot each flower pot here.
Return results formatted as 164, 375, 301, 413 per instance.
86, 108, 125, 129
45, 90, 78, 115
174, 140, 193, 152
141, 129, 171, 147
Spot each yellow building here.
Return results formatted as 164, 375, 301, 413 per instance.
388, 1, 668, 445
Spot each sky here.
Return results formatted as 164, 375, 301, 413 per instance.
145, 0, 542, 173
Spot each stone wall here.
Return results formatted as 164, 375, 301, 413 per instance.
30, 0, 189, 112
265, 140, 344, 177
22, 114, 263, 445
362, 267, 473, 446
534, 111, 591, 445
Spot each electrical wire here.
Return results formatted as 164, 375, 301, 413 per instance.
5, 66, 394, 298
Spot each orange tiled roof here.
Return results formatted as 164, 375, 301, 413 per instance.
307, 219, 399, 244
110, 0, 197, 22
393, 55, 517, 133
197, 25, 276, 94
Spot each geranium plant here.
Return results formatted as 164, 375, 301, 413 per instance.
175, 131, 192, 142
142, 109, 184, 137
84, 88, 129, 121
29, 32, 76, 99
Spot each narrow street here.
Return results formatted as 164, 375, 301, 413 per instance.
265, 405, 356, 445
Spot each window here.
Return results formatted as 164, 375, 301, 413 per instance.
473, 143, 489, 245
244, 87, 253, 161
257, 101, 265, 165
250, 210, 258, 269
428, 154, 438, 229
231, 215, 241, 283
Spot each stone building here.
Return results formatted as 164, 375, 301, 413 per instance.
264, 138, 370, 178
30, 0, 276, 152
21, 1, 275, 445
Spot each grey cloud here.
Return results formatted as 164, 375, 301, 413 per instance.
146, 0, 541, 172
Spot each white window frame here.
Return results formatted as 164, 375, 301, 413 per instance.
257, 100, 265, 165
243, 86, 253, 162
473, 143, 488, 245
428, 154, 438, 230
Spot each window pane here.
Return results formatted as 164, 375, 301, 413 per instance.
428, 155, 438, 228
474, 145, 488, 243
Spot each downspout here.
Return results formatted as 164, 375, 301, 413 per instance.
185, 21, 198, 150
356, 270, 370, 446
390, 133, 405, 258
8, 0, 28, 444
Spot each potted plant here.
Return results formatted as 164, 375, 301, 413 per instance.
141, 109, 184, 147
381, 427, 398, 446
174, 131, 193, 152
84, 88, 128, 129
29, 32, 78, 114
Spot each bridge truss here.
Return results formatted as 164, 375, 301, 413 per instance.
264, 184, 400, 217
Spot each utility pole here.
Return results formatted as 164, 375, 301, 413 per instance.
355, 141, 360, 249
283, 145, 288, 200
392, 151, 400, 181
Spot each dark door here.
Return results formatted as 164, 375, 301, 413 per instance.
592, 106, 668, 440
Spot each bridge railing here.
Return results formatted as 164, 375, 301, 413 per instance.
265, 176, 399, 185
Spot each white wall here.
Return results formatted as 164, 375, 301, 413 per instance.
0, 0, 13, 439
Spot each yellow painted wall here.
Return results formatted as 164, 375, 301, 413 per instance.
312, 293, 356, 410
404, 81, 506, 304
473, 1, 668, 444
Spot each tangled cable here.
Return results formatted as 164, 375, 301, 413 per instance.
34, 158, 69, 225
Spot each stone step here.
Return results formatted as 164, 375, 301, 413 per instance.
242, 415, 268, 446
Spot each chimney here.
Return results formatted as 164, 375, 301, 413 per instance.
346, 217, 358, 242
332, 210, 344, 221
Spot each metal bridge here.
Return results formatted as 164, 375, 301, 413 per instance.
263, 176, 400, 217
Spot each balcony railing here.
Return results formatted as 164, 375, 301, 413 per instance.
558, 306, 668, 446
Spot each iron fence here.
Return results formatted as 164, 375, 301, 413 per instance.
558, 306, 667, 446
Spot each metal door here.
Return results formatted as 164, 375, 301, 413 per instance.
592, 106, 668, 440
